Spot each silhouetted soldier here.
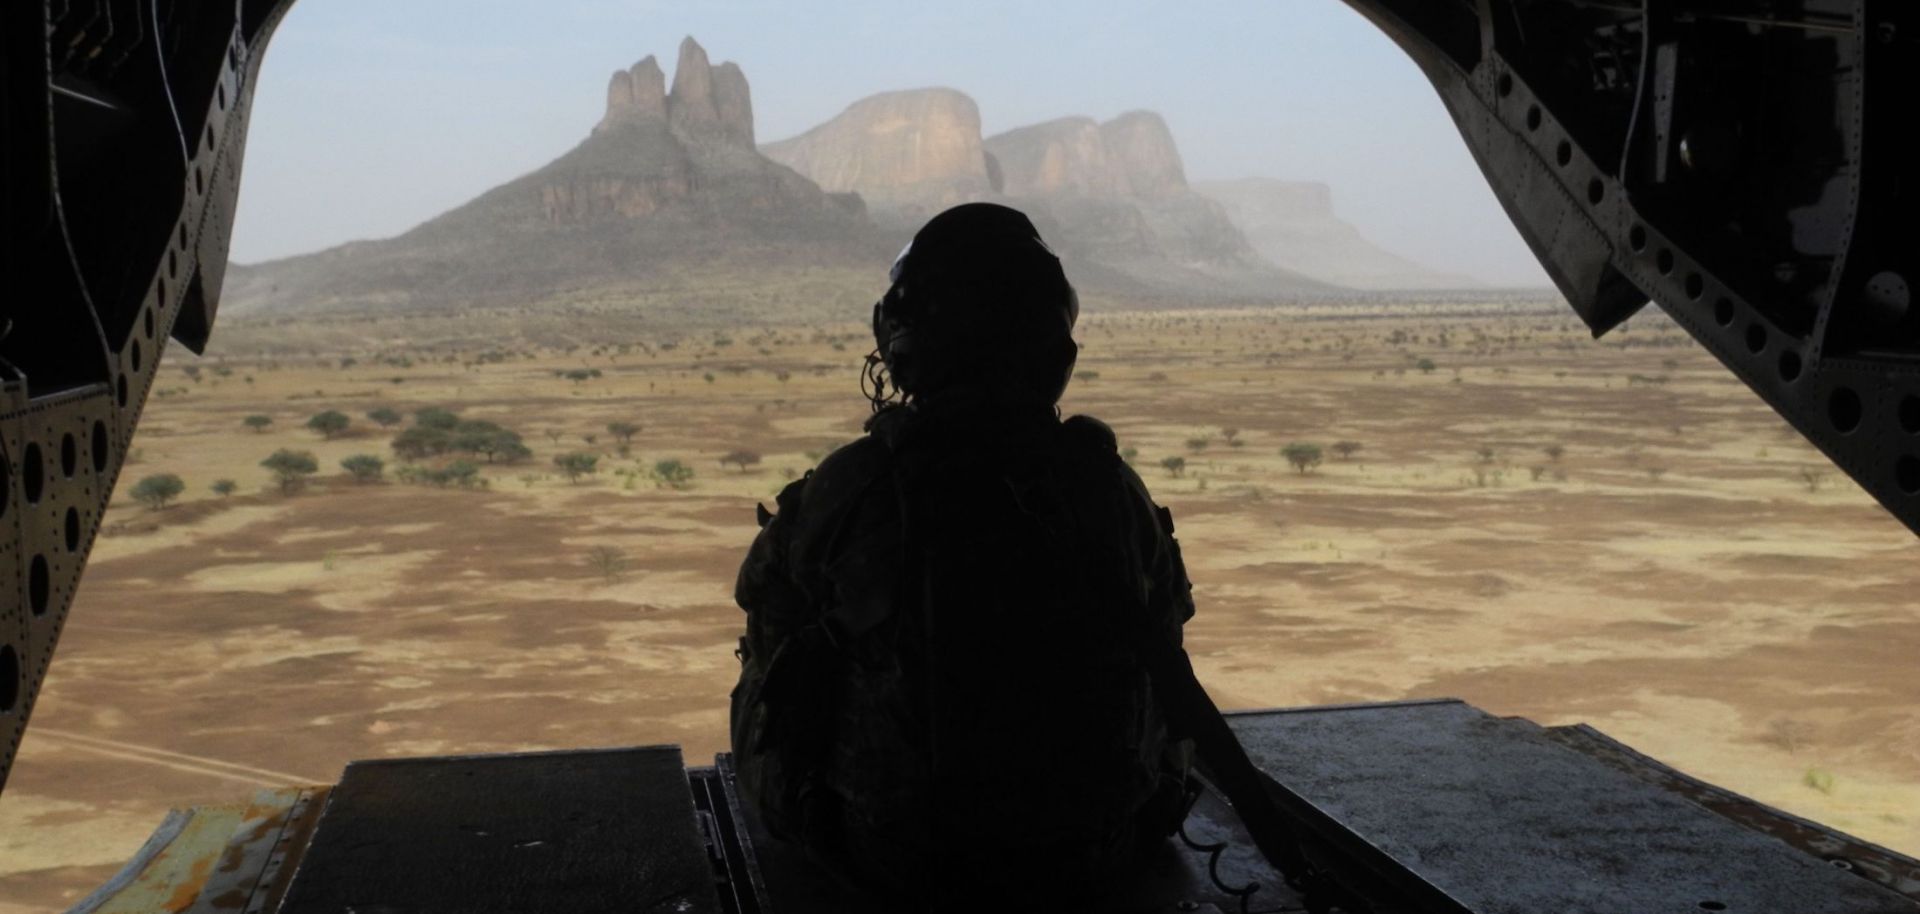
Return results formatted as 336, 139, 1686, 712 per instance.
731, 203, 1312, 908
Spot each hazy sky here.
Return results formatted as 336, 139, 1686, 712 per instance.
230, 0, 1552, 286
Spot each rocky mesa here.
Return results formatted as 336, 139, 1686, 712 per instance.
765, 97, 1334, 299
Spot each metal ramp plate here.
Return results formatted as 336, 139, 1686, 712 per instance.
276, 745, 720, 914
1229, 699, 1919, 914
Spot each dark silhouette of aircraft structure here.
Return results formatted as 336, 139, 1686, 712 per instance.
3, 1, 1917, 911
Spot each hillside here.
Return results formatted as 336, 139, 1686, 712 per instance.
224, 38, 890, 321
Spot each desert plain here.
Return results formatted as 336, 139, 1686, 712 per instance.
1, 298, 1916, 909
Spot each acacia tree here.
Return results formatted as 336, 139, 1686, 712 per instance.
261, 449, 320, 493
1159, 456, 1186, 478
243, 414, 273, 433
307, 410, 350, 439
1331, 440, 1363, 461
131, 473, 185, 510
553, 452, 599, 484
653, 459, 695, 489
341, 454, 386, 483
1281, 442, 1324, 475
367, 407, 404, 428
415, 407, 460, 430
606, 422, 641, 449
211, 479, 237, 497
585, 545, 631, 581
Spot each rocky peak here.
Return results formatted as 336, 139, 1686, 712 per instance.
710, 61, 755, 148
599, 55, 666, 130
661, 36, 754, 148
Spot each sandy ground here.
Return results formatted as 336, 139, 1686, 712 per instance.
2, 302, 1916, 908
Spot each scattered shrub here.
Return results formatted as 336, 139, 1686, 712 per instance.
653, 459, 695, 489
341, 454, 386, 482
553, 452, 599, 484
306, 410, 350, 439
1282, 442, 1324, 474
131, 473, 185, 510
261, 449, 320, 494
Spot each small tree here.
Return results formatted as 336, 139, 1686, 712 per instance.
131, 473, 185, 510
585, 545, 631, 581
1799, 467, 1826, 492
720, 449, 762, 473
1159, 456, 1186, 478
1282, 442, 1324, 474
1185, 436, 1211, 454
367, 407, 403, 428
391, 425, 451, 461
440, 460, 482, 488
606, 422, 642, 449
652, 459, 695, 489
1416, 357, 1438, 374
261, 449, 319, 494
211, 478, 237, 497
1220, 428, 1241, 447
1475, 446, 1497, 464
1543, 444, 1566, 462
341, 454, 386, 483
553, 452, 599, 484
243, 414, 273, 433
415, 407, 460, 430
307, 410, 350, 439
1331, 440, 1363, 461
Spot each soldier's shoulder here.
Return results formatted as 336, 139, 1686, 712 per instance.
796, 434, 894, 515
814, 434, 890, 481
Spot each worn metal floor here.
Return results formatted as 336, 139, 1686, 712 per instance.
67, 699, 1920, 913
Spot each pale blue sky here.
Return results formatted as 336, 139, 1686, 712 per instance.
230, 0, 1551, 286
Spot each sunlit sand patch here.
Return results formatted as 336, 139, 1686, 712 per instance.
486, 570, 732, 612
90, 504, 293, 561
182, 549, 440, 613
372, 740, 458, 758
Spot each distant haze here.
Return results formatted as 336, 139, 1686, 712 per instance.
231, 0, 1553, 287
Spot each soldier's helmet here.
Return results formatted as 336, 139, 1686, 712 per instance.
869, 203, 1080, 406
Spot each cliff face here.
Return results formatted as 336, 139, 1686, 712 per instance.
984, 111, 1186, 200
761, 88, 993, 219
222, 37, 884, 317
983, 112, 1337, 297
765, 98, 1331, 298
1194, 178, 1483, 290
